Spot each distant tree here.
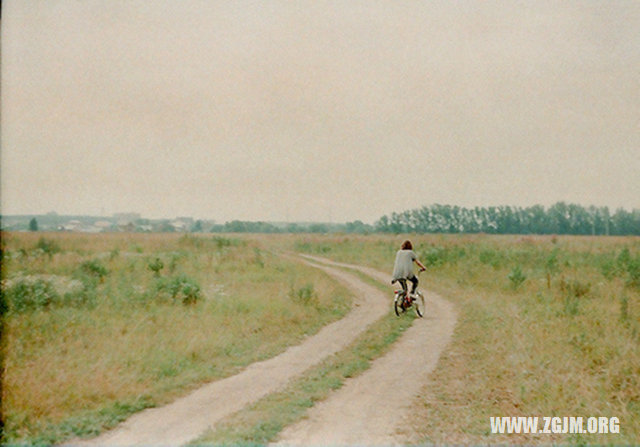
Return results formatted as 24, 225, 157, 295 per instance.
191, 220, 203, 233
158, 220, 176, 232
286, 223, 303, 233
209, 223, 224, 233
345, 220, 372, 234
375, 202, 639, 236
309, 223, 329, 233
29, 218, 38, 232
611, 208, 640, 236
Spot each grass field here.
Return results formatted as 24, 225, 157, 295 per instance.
2, 231, 639, 444
291, 233, 640, 444
1, 232, 351, 444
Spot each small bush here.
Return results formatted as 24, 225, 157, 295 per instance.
34, 238, 60, 257
421, 245, 466, 268
148, 258, 164, 277
617, 247, 631, 267
81, 260, 108, 280
179, 234, 204, 249
599, 256, 618, 280
545, 249, 560, 289
63, 286, 96, 308
559, 278, 591, 298
508, 265, 526, 289
625, 256, 640, 288
289, 283, 317, 306
212, 236, 243, 250
5, 279, 59, 312
154, 274, 202, 305
423, 247, 446, 267
478, 249, 503, 269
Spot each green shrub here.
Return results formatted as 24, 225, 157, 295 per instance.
508, 265, 526, 289
81, 260, 108, 280
559, 278, 591, 298
179, 234, 204, 249
289, 283, 317, 306
154, 274, 201, 305
34, 238, 60, 257
599, 255, 618, 280
62, 286, 97, 308
148, 258, 164, 277
544, 249, 560, 289
617, 247, 631, 267
212, 236, 243, 250
478, 249, 503, 269
625, 256, 640, 288
5, 279, 59, 312
423, 247, 446, 267
421, 245, 466, 268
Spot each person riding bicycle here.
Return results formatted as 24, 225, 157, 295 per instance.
391, 240, 426, 297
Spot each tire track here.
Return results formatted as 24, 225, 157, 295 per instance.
272, 255, 457, 446
68, 256, 389, 446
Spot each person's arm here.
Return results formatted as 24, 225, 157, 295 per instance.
415, 259, 426, 271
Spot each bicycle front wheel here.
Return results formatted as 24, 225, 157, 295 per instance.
414, 291, 425, 317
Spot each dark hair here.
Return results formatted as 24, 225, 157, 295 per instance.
401, 240, 412, 250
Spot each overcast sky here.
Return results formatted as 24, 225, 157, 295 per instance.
2, 1, 639, 223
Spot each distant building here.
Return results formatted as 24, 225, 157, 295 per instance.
113, 212, 141, 225
94, 221, 114, 232
60, 220, 83, 231
170, 220, 188, 232
118, 222, 136, 232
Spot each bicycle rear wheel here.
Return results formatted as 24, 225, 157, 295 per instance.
394, 292, 404, 316
414, 291, 425, 317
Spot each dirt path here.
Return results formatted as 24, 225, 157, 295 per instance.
272, 255, 457, 446
70, 256, 389, 446
70, 255, 456, 446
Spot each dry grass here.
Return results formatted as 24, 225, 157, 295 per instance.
1, 232, 351, 443
4, 232, 638, 444
294, 234, 640, 444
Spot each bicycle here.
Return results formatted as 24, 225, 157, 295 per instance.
393, 271, 426, 317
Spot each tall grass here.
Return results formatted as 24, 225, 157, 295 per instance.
293, 234, 640, 444
4, 232, 638, 444
1, 232, 351, 444
193, 279, 415, 445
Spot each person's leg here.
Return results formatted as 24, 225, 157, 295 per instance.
408, 275, 419, 294
398, 278, 408, 295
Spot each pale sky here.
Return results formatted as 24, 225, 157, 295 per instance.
2, 1, 639, 223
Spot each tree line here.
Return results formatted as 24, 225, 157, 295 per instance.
15, 202, 640, 235
208, 203, 639, 235
374, 202, 640, 235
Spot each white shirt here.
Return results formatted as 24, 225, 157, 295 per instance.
392, 249, 417, 280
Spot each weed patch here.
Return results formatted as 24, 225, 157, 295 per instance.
2, 233, 350, 444
507, 265, 526, 289
284, 234, 640, 444
193, 280, 413, 445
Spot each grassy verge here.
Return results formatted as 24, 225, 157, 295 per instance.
191, 271, 414, 445
1, 233, 352, 444
293, 234, 640, 444
4, 232, 638, 444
